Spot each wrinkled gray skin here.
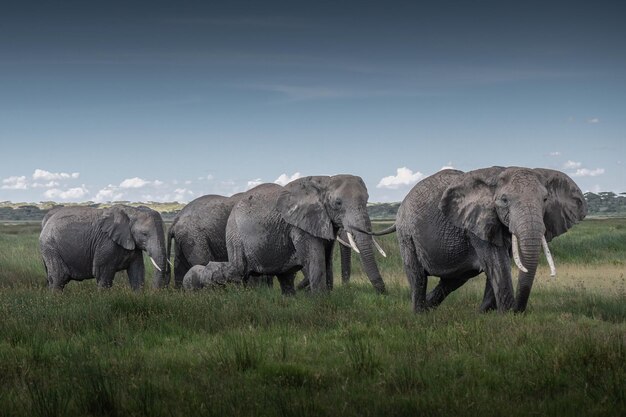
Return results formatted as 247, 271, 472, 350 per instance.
389, 167, 586, 313
40, 205, 167, 291
296, 229, 353, 290
167, 193, 273, 288
183, 175, 386, 294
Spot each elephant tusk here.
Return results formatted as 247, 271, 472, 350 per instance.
150, 257, 162, 272
511, 235, 528, 273
373, 237, 387, 258
167, 259, 174, 267
346, 232, 360, 254
336, 235, 351, 248
542, 236, 556, 277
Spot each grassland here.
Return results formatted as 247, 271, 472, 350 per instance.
0, 219, 624, 417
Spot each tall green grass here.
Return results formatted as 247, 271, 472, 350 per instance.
0, 219, 624, 416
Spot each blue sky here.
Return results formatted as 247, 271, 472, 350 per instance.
1, 0, 624, 203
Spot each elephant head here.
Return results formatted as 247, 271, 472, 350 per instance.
439, 167, 587, 311
102, 205, 168, 288
277, 175, 386, 294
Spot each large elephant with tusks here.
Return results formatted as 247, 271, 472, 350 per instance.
183, 176, 387, 294
371, 167, 586, 313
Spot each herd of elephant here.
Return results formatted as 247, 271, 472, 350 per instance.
39, 166, 587, 313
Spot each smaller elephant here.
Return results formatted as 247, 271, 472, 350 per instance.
373, 167, 586, 313
40, 205, 168, 291
183, 176, 387, 294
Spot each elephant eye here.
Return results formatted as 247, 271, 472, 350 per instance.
334, 198, 343, 207
500, 195, 508, 204
543, 196, 548, 203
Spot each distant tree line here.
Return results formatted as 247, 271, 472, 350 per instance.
583, 192, 626, 216
0, 202, 182, 222
1, 192, 624, 222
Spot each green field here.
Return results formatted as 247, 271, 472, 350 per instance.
0, 219, 624, 416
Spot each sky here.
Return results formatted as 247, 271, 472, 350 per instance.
1, 0, 624, 203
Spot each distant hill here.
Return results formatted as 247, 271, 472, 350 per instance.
1, 192, 624, 222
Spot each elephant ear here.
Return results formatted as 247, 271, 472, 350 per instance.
439, 167, 506, 246
277, 176, 334, 240
101, 206, 135, 250
534, 168, 587, 241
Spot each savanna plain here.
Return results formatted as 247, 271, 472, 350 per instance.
0, 219, 624, 417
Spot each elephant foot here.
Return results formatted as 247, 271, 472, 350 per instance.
479, 303, 497, 313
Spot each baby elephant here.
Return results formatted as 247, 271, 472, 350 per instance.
40, 205, 168, 291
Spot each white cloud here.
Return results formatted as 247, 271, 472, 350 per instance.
93, 185, 124, 203
247, 178, 263, 189
274, 172, 302, 186
44, 185, 89, 200
119, 177, 151, 188
173, 188, 194, 202
33, 169, 79, 181
440, 162, 455, 171
1, 176, 29, 190
197, 174, 214, 181
549, 151, 561, 157
184, 180, 192, 185
153, 180, 164, 187
572, 168, 605, 177
563, 160, 582, 169
32, 181, 60, 188
587, 118, 600, 124
377, 167, 424, 189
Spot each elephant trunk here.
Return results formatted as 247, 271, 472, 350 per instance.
345, 214, 387, 294
511, 211, 545, 312
148, 237, 168, 289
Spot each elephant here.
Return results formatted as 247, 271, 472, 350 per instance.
167, 193, 273, 288
183, 175, 387, 294
40, 205, 168, 291
371, 167, 586, 313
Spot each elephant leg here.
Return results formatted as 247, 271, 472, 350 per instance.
399, 234, 428, 312
298, 240, 327, 293
295, 240, 329, 292
42, 253, 70, 291
297, 277, 308, 290
340, 243, 351, 285
95, 266, 117, 289
174, 242, 191, 289
425, 274, 473, 308
472, 237, 515, 312
479, 278, 497, 312
127, 254, 145, 291
277, 272, 296, 296
325, 241, 335, 290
